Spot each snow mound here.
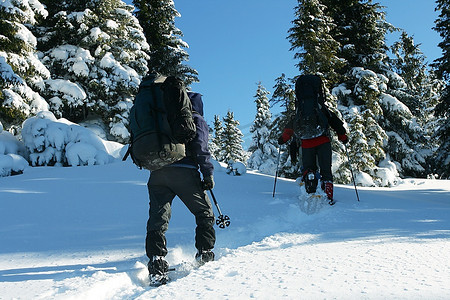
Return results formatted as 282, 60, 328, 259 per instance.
0, 123, 29, 177
21, 111, 124, 167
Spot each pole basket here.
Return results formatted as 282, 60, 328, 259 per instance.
209, 189, 231, 229
216, 214, 230, 229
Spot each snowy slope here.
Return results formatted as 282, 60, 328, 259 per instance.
0, 160, 449, 299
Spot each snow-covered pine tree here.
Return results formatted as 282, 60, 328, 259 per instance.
287, 0, 342, 86
431, 0, 450, 178
390, 31, 441, 133
132, 0, 198, 86
0, 0, 50, 132
269, 74, 301, 179
220, 110, 246, 166
37, 0, 149, 142
391, 31, 428, 96
322, 0, 393, 75
247, 82, 278, 175
270, 73, 296, 128
386, 31, 440, 176
209, 114, 224, 162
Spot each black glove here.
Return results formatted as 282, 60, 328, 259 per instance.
202, 175, 215, 190
278, 136, 286, 145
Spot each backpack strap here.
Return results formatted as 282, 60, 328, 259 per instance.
122, 146, 131, 161
149, 83, 164, 148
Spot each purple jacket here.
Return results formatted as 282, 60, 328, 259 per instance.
170, 92, 214, 178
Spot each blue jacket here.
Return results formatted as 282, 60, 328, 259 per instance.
170, 92, 214, 178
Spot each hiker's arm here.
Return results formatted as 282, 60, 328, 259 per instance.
190, 115, 214, 178
278, 118, 295, 145
322, 106, 346, 136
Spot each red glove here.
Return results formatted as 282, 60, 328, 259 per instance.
338, 134, 348, 144
278, 128, 294, 145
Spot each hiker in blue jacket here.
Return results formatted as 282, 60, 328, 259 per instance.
146, 91, 216, 282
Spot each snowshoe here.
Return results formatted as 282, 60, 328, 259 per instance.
148, 256, 169, 286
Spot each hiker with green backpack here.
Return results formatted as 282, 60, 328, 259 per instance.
278, 74, 348, 204
126, 73, 216, 285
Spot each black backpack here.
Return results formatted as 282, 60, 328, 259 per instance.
293, 75, 329, 139
124, 74, 196, 170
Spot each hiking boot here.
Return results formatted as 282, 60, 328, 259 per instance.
148, 255, 169, 276
195, 249, 215, 266
303, 170, 318, 194
321, 181, 333, 201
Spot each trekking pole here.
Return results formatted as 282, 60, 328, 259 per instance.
344, 145, 360, 202
272, 147, 282, 198
209, 189, 230, 229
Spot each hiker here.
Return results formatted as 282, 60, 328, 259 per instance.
278, 74, 348, 202
145, 91, 216, 283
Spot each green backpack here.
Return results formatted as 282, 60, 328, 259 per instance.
124, 74, 196, 171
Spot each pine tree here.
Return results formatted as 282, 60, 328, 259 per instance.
210, 114, 224, 161
248, 82, 271, 153
390, 31, 436, 124
348, 112, 373, 178
270, 74, 295, 146
271, 74, 296, 116
287, 0, 342, 85
220, 111, 246, 165
269, 74, 301, 179
0, 0, 50, 131
132, 0, 198, 86
391, 32, 427, 93
322, 0, 393, 75
388, 31, 441, 176
37, 0, 149, 142
431, 0, 450, 178
247, 83, 278, 175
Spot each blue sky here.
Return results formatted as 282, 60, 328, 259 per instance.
125, 0, 441, 147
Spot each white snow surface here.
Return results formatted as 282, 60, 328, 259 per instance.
0, 161, 449, 299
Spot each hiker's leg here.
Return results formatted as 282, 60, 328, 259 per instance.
317, 141, 333, 182
146, 170, 176, 258
302, 146, 318, 173
171, 168, 215, 252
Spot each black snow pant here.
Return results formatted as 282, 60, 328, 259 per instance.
302, 141, 333, 182
145, 167, 215, 258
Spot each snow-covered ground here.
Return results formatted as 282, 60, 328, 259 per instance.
0, 159, 449, 299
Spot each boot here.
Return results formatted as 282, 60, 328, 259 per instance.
195, 249, 215, 266
303, 170, 318, 194
322, 181, 333, 201
148, 256, 169, 285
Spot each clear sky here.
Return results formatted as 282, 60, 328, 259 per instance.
125, 0, 442, 147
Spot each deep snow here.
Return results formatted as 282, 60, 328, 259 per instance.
0, 159, 449, 299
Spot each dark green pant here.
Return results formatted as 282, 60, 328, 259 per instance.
146, 167, 215, 257
302, 141, 333, 182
